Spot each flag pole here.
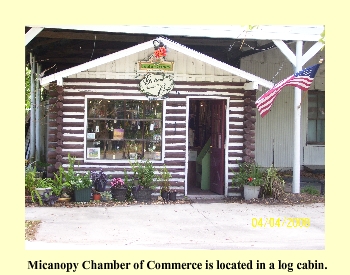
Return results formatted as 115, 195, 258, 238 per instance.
292, 40, 303, 193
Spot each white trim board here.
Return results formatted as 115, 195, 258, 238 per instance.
41, 37, 274, 89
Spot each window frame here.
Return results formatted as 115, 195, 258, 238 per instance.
307, 90, 325, 145
84, 95, 166, 163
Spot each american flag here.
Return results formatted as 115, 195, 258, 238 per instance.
255, 63, 321, 118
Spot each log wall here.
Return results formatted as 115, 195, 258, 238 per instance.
46, 77, 256, 196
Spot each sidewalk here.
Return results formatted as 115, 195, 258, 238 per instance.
25, 202, 325, 250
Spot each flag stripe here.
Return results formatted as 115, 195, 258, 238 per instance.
255, 64, 320, 117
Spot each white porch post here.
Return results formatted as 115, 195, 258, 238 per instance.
29, 53, 36, 161
35, 64, 41, 162
292, 41, 303, 193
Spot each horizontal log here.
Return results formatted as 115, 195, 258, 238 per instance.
243, 128, 255, 134
166, 108, 186, 115
229, 101, 245, 108
56, 102, 63, 109
244, 98, 251, 104
62, 122, 85, 128
55, 162, 62, 169
62, 129, 84, 135
165, 122, 186, 128
243, 134, 255, 142
57, 94, 64, 101
165, 145, 186, 151
164, 138, 186, 144
164, 152, 186, 159
62, 106, 85, 113
56, 132, 63, 139
165, 116, 186, 122
165, 130, 186, 136
228, 152, 244, 158
57, 86, 63, 94
244, 105, 252, 113
62, 98, 85, 105
57, 110, 63, 117
57, 117, 63, 124
228, 145, 244, 150
229, 117, 244, 123
229, 130, 244, 136
56, 154, 63, 162
48, 136, 57, 142
62, 143, 84, 150
47, 151, 57, 158
165, 101, 186, 107
62, 136, 84, 142
56, 147, 62, 154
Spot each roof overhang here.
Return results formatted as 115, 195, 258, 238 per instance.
40, 37, 274, 89
28, 25, 324, 42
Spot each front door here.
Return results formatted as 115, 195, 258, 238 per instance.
210, 100, 226, 195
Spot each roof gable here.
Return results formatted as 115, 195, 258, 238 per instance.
40, 37, 274, 89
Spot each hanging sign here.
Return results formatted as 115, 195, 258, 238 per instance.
138, 61, 174, 72
139, 73, 174, 99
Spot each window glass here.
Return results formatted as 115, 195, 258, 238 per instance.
307, 92, 325, 144
86, 98, 163, 161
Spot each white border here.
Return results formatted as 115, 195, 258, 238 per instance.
84, 95, 165, 164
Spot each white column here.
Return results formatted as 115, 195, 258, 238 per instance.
292, 41, 303, 193
30, 53, 36, 161
35, 64, 41, 161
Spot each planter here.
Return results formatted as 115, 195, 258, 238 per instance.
35, 187, 52, 196
243, 185, 261, 200
74, 187, 91, 202
161, 190, 169, 202
132, 187, 153, 202
111, 188, 127, 201
169, 191, 177, 202
93, 193, 101, 201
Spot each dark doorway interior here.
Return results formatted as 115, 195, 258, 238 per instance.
187, 99, 226, 195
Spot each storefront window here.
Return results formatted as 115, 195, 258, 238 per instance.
85, 98, 163, 161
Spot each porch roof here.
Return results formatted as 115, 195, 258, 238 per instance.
40, 37, 275, 89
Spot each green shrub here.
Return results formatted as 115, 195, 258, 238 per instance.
301, 185, 320, 196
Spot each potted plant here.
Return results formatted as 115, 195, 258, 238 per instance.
70, 172, 92, 202
110, 177, 127, 201
130, 159, 156, 202
93, 190, 101, 201
100, 191, 113, 202
35, 178, 53, 196
232, 161, 264, 200
91, 169, 108, 192
159, 164, 171, 202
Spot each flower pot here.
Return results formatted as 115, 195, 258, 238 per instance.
93, 193, 101, 201
161, 190, 169, 201
35, 187, 52, 196
132, 188, 153, 202
111, 188, 127, 201
169, 191, 177, 201
74, 187, 91, 202
243, 185, 261, 200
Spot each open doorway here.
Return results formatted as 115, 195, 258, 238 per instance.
187, 98, 226, 195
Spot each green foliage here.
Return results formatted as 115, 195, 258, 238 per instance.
261, 166, 285, 198
231, 161, 264, 187
130, 159, 157, 189
100, 191, 112, 201
70, 172, 92, 190
25, 65, 31, 114
159, 164, 171, 192
301, 185, 320, 196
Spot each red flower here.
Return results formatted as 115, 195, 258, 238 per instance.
154, 46, 167, 58
248, 177, 253, 182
